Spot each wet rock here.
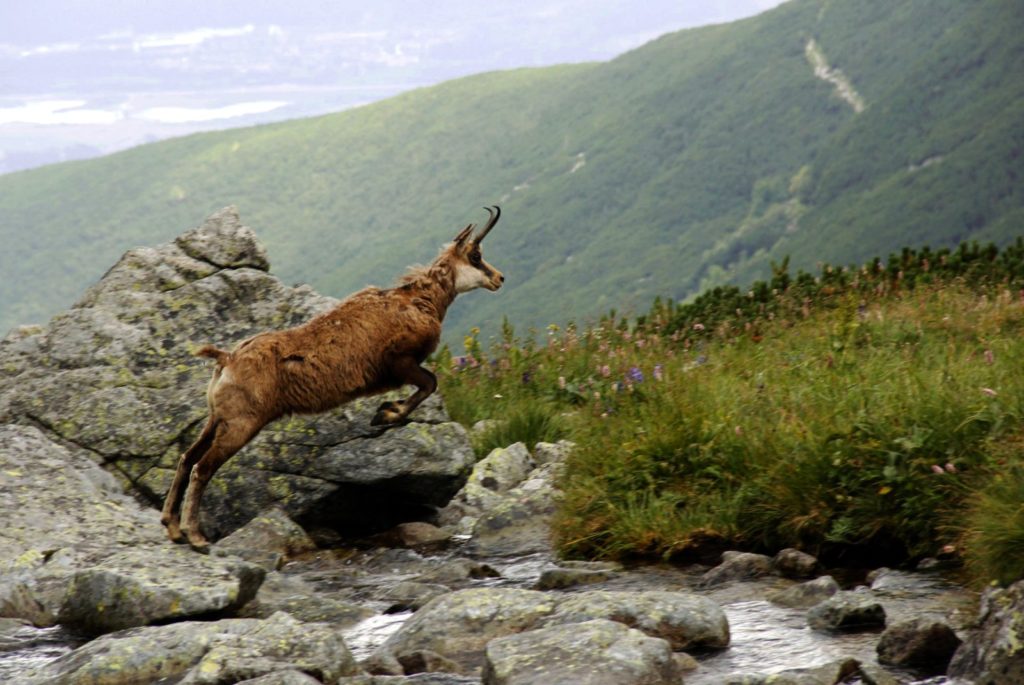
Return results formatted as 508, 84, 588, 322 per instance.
948, 578, 1024, 683
24, 612, 358, 684
380, 582, 452, 612
482, 618, 679, 685
534, 566, 616, 590
548, 590, 730, 650
772, 549, 821, 579
372, 589, 557, 672
57, 545, 264, 634
213, 505, 317, 570
180, 612, 357, 684
875, 617, 961, 675
807, 591, 886, 632
558, 559, 622, 572
724, 657, 860, 684
855, 663, 901, 685
0, 207, 474, 541
239, 571, 372, 627
340, 675, 479, 684
699, 551, 773, 587
767, 576, 840, 609
466, 463, 562, 557
414, 558, 500, 584
867, 567, 923, 592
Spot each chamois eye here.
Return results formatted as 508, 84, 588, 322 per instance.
469, 252, 482, 266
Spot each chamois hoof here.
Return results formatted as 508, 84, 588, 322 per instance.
164, 522, 187, 544
371, 401, 403, 426
187, 538, 212, 554
183, 530, 212, 554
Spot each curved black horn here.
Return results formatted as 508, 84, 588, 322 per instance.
474, 205, 501, 243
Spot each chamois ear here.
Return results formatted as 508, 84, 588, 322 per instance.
453, 223, 474, 245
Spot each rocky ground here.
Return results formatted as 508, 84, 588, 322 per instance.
1, 209, 1021, 684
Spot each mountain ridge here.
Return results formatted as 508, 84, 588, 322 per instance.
2, 0, 1021, 338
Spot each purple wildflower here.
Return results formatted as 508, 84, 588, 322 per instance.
628, 367, 644, 383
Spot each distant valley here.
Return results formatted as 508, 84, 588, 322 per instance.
1, 0, 1021, 339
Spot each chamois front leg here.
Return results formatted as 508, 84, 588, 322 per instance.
372, 360, 438, 426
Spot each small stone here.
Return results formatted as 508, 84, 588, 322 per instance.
698, 551, 773, 587
772, 548, 821, 579
807, 591, 886, 632
534, 567, 616, 590
767, 575, 840, 609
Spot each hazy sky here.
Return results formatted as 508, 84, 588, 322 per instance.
1, 1, 786, 44
0, 1, 788, 172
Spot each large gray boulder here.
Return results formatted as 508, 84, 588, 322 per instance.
0, 424, 262, 632
24, 612, 358, 684
57, 546, 264, 634
948, 579, 1024, 683
482, 619, 679, 685
0, 207, 475, 539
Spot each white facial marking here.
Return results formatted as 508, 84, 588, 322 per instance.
454, 262, 489, 293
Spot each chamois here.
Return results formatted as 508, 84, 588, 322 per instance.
161, 206, 505, 551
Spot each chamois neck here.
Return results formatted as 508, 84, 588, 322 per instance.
399, 257, 459, 320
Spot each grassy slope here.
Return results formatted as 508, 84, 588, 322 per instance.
1, 0, 1022, 339
435, 261, 1024, 582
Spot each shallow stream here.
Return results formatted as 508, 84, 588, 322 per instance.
0, 547, 978, 683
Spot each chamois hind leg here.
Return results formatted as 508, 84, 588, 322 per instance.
160, 418, 219, 543
179, 416, 261, 553
372, 359, 437, 426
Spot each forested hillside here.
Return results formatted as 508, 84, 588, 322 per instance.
1, 0, 1021, 337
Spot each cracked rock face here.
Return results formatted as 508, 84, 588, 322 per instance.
0, 207, 475, 540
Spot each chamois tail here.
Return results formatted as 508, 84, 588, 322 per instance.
195, 345, 230, 366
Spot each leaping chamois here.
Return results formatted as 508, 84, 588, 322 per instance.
161, 206, 504, 551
